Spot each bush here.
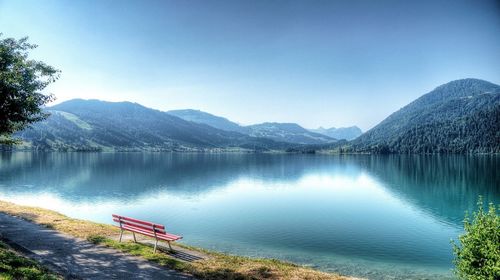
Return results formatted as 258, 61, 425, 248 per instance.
452, 197, 500, 280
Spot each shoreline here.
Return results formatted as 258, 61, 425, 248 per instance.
1, 149, 499, 155
0, 200, 359, 280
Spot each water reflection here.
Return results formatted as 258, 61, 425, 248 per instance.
0, 152, 498, 279
0, 153, 364, 199
1, 153, 497, 223
356, 155, 499, 225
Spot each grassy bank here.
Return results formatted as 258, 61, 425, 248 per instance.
0, 200, 357, 280
0, 241, 60, 280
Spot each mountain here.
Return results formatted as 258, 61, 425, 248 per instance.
167, 109, 336, 145
351, 78, 500, 154
9, 78, 497, 153
245, 122, 336, 145
10, 99, 289, 151
310, 126, 362, 140
167, 109, 249, 134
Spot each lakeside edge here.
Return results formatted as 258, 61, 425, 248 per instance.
0, 200, 361, 280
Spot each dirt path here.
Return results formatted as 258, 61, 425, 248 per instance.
0, 212, 196, 279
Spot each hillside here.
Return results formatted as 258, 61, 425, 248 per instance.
10, 99, 289, 151
246, 122, 336, 145
167, 109, 249, 134
168, 109, 336, 145
351, 78, 500, 154
310, 126, 362, 140
7, 79, 498, 154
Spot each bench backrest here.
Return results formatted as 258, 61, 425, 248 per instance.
112, 214, 166, 234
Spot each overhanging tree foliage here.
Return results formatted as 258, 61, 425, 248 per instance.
0, 34, 60, 144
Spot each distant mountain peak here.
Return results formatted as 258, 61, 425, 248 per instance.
309, 126, 362, 141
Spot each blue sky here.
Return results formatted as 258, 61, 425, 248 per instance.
1, 0, 499, 130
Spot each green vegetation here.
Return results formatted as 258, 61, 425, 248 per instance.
8, 99, 289, 152
5, 78, 500, 153
86, 236, 191, 272
87, 235, 328, 280
0, 34, 59, 145
0, 241, 59, 280
350, 78, 500, 154
452, 198, 500, 280
57, 111, 92, 130
0, 200, 354, 280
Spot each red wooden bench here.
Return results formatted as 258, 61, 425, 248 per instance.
112, 214, 182, 253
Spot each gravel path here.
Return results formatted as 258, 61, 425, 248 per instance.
0, 212, 196, 279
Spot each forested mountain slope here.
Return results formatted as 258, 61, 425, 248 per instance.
11, 99, 288, 151
7, 79, 498, 153
351, 78, 500, 153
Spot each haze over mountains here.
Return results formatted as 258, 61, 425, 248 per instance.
6, 78, 500, 154
168, 109, 343, 144
309, 126, 362, 141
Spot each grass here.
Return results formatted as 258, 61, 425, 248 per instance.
0, 200, 358, 280
0, 241, 60, 280
56, 111, 92, 130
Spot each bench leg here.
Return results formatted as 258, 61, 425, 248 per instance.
167, 241, 173, 251
153, 239, 158, 253
119, 230, 123, 242
132, 232, 137, 243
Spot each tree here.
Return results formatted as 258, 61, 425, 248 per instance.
0, 34, 60, 144
452, 197, 500, 280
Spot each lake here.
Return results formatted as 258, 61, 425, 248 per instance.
0, 152, 498, 279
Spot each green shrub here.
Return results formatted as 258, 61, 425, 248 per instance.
452, 197, 500, 280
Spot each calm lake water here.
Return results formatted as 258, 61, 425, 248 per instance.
0, 152, 498, 279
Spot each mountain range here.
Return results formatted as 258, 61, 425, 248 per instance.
12, 100, 289, 151
6, 78, 500, 154
167, 109, 339, 144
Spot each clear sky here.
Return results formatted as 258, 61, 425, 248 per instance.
1, 0, 499, 131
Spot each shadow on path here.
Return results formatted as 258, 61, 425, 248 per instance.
0, 213, 196, 280
117, 234, 206, 263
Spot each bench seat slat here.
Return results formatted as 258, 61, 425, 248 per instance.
112, 214, 165, 230
123, 225, 182, 240
118, 224, 182, 241
112, 214, 182, 253
113, 218, 166, 234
